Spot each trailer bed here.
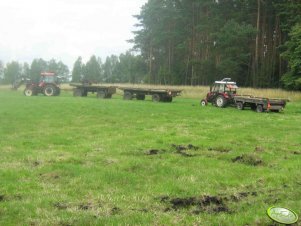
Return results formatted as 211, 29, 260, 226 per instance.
119, 87, 182, 102
70, 83, 116, 98
233, 95, 287, 112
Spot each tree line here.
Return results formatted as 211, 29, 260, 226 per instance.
0, 59, 70, 84
0, 52, 148, 85
1, 0, 300, 90
132, 0, 301, 90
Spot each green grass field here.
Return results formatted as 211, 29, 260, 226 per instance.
0, 89, 300, 226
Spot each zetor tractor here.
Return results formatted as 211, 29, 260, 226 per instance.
24, 72, 61, 97
201, 78, 238, 108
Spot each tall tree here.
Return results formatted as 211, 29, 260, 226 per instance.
3, 61, 22, 85
72, 57, 84, 82
281, 23, 301, 90
84, 55, 102, 82
30, 58, 47, 82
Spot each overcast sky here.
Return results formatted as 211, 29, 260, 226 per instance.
0, 0, 147, 69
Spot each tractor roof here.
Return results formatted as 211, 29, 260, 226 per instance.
214, 78, 237, 85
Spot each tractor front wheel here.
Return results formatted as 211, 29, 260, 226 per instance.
200, 99, 207, 107
24, 88, 33, 96
215, 96, 227, 108
44, 85, 55, 96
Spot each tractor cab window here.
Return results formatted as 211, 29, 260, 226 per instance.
212, 84, 224, 92
41, 76, 55, 83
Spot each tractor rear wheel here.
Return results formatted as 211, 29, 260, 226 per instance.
24, 88, 33, 96
215, 96, 227, 108
44, 85, 55, 96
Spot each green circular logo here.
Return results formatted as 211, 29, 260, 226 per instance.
267, 207, 298, 224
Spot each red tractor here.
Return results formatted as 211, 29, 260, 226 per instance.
24, 72, 61, 96
201, 78, 238, 107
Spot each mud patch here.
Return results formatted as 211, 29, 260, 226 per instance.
145, 149, 166, 155
254, 146, 264, 152
208, 147, 231, 153
0, 194, 5, 202
171, 144, 200, 157
54, 202, 69, 210
159, 191, 258, 214
39, 172, 60, 180
111, 207, 121, 215
78, 202, 93, 211
161, 195, 229, 214
232, 154, 263, 166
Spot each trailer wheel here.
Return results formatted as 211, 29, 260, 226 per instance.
236, 102, 244, 110
200, 99, 207, 106
136, 94, 145, 100
152, 94, 161, 102
165, 96, 172, 102
256, 104, 263, 113
97, 90, 106, 98
73, 88, 83, 97
124, 91, 133, 100
24, 88, 33, 96
105, 94, 112, 99
44, 85, 55, 96
215, 96, 227, 108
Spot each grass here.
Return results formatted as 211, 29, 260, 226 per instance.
0, 87, 301, 225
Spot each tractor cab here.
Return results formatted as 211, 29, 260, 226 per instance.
210, 78, 238, 95
201, 78, 238, 107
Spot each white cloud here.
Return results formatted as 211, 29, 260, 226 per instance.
0, 0, 147, 68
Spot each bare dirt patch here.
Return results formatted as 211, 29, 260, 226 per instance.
145, 149, 166, 155
208, 147, 231, 153
159, 191, 258, 214
171, 144, 201, 157
232, 154, 263, 166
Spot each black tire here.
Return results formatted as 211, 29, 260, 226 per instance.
24, 88, 33, 96
44, 85, 55, 96
200, 99, 207, 107
123, 91, 133, 100
236, 102, 244, 110
97, 90, 106, 98
73, 88, 83, 97
152, 94, 161, 102
256, 104, 263, 113
165, 96, 172, 102
106, 94, 112, 99
136, 94, 145, 100
82, 90, 88, 97
215, 96, 227, 108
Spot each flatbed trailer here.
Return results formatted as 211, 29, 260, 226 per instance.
233, 95, 287, 112
70, 83, 116, 99
119, 87, 182, 102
